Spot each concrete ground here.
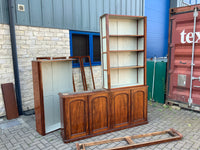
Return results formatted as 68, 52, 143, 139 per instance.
0, 102, 200, 150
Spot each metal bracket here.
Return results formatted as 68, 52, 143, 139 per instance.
194, 85, 200, 88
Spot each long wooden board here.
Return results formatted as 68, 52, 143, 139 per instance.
76, 128, 182, 150
1, 83, 19, 120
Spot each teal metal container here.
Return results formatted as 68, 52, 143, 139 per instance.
147, 60, 167, 104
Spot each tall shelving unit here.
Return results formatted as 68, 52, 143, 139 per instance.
100, 14, 146, 89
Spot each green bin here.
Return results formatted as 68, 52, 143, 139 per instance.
147, 60, 167, 104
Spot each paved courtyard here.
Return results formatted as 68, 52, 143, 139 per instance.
0, 102, 200, 150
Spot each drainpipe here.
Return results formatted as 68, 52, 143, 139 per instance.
188, 7, 198, 107
151, 56, 156, 101
8, 0, 23, 115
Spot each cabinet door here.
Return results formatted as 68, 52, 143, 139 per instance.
66, 96, 89, 139
89, 93, 110, 134
111, 90, 130, 128
130, 86, 147, 124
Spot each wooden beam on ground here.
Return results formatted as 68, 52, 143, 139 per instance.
76, 128, 183, 150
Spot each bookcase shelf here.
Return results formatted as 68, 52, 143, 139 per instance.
100, 14, 146, 89
110, 66, 144, 70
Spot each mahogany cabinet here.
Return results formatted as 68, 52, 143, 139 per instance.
59, 86, 148, 143
32, 59, 74, 135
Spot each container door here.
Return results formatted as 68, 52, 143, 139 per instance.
168, 11, 200, 106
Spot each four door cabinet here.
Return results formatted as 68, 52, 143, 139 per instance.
59, 86, 148, 143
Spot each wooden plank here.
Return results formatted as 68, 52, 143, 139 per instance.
110, 66, 144, 70
110, 50, 144, 52
109, 35, 144, 37
103, 136, 182, 150
1, 83, 19, 120
125, 137, 134, 144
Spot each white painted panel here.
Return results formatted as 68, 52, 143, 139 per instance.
111, 69, 139, 88
103, 53, 107, 70
138, 52, 144, 66
52, 61, 73, 94
109, 19, 118, 35
42, 62, 53, 96
109, 37, 118, 50
138, 19, 144, 35
103, 71, 108, 89
41, 61, 73, 133
138, 68, 144, 85
138, 37, 144, 50
109, 18, 137, 35
118, 19, 137, 35
110, 52, 137, 67
102, 16, 106, 37
103, 38, 107, 52
110, 37, 137, 50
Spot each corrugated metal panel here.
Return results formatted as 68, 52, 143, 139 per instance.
0, 0, 144, 32
42, 0, 53, 27
15, 0, 30, 25
0, 0, 9, 24
176, 0, 200, 7
145, 0, 169, 58
29, 0, 42, 26
170, 0, 178, 8
167, 5, 200, 107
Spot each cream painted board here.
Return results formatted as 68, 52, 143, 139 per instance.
41, 61, 73, 133
138, 38, 144, 50
138, 68, 144, 84
103, 54, 107, 70
103, 38, 107, 52
103, 71, 108, 89
102, 16, 106, 37
42, 62, 53, 97
110, 68, 144, 88
109, 18, 137, 35
110, 69, 137, 87
138, 52, 144, 66
138, 19, 144, 35
109, 37, 137, 50
110, 52, 137, 67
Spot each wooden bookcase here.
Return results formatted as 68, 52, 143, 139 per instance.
32, 59, 74, 135
100, 14, 147, 89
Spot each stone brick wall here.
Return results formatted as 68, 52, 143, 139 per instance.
0, 24, 102, 117
73, 66, 102, 92
15, 25, 71, 111
0, 24, 15, 116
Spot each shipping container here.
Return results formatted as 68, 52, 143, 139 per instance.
167, 4, 200, 111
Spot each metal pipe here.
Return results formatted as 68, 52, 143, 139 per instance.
152, 56, 156, 101
8, 0, 23, 115
188, 7, 198, 107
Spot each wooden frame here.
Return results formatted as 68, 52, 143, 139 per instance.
32, 59, 74, 135
69, 56, 87, 91
76, 128, 183, 150
100, 14, 147, 89
69, 56, 96, 91
80, 56, 96, 90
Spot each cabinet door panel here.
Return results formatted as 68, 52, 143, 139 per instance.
89, 93, 110, 134
111, 90, 130, 128
66, 96, 88, 139
130, 86, 147, 124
